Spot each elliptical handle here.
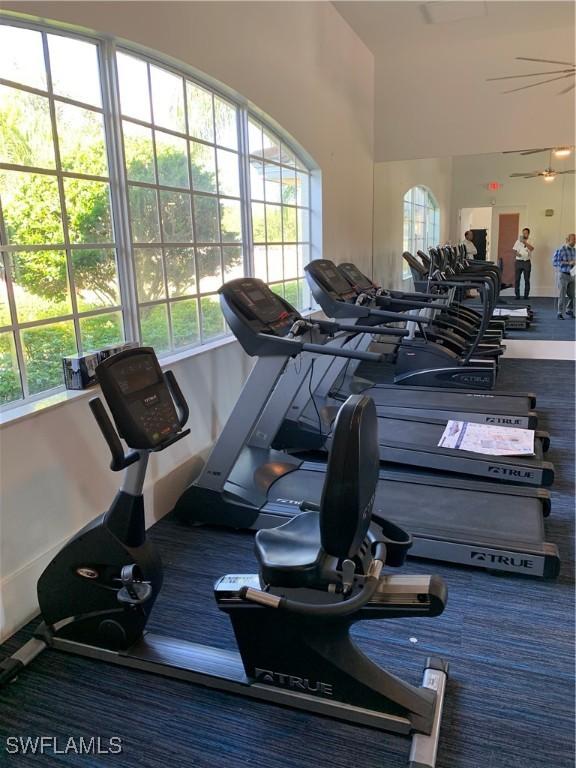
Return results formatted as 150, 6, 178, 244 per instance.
89, 397, 138, 472
164, 369, 189, 429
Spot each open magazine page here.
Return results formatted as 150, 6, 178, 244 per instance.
493, 307, 529, 317
439, 420, 535, 456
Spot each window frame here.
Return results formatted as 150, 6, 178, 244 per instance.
402, 186, 439, 280
0, 16, 316, 410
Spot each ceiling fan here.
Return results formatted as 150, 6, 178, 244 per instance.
487, 57, 575, 94
509, 151, 575, 182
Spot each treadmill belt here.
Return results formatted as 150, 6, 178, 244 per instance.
270, 469, 545, 547
368, 388, 533, 414
375, 417, 544, 462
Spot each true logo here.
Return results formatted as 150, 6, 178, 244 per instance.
451, 375, 491, 385
254, 668, 334, 697
470, 551, 534, 569
487, 466, 535, 479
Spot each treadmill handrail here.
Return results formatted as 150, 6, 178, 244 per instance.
301, 342, 383, 362
374, 295, 447, 310
253, 332, 383, 362
318, 320, 409, 337
357, 306, 433, 325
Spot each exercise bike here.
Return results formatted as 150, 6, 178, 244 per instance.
0, 346, 449, 768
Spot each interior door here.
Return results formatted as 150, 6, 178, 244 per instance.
497, 213, 520, 285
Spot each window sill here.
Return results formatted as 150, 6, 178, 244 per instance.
0, 334, 239, 430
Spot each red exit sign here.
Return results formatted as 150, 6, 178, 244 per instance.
487, 181, 502, 191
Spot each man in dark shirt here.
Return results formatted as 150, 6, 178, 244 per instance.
552, 233, 575, 319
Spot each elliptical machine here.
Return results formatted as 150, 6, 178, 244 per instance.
1, 347, 449, 768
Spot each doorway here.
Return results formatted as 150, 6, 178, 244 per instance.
459, 207, 492, 259
497, 212, 520, 286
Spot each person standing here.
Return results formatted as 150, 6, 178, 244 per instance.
552, 233, 575, 319
463, 231, 478, 258
512, 227, 535, 299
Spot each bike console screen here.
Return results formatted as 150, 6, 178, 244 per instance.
96, 348, 180, 449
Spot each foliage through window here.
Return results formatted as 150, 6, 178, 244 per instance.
248, 117, 311, 309
0, 26, 122, 404
402, 186, 439, 279
0, 20, 314, 406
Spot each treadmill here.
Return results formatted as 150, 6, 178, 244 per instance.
305, 259, 539, 425
338, 261, 505, 345
254, 277, 553, 487
173, 277, 559, 579
417, 248, 532, 329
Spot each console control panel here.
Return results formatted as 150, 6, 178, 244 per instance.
96, 348, 180, 449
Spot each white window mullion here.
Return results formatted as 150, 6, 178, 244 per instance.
238, 108, 254, 278
0, 196, 28, 398
99, 38, 140, 345
42, 31, 83, 355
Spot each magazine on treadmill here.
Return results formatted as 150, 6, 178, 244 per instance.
438, 420, 535, 456
493, 307, 529, 317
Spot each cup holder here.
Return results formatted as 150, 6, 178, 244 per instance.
374, 517, 413, 568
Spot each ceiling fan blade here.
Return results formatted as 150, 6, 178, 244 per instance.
503, 73, 575, 94
509, 173, 538, 178
516, 57, 575, 67
557, 170, 576, 175
502, 149, 549, 155
487, 69, 573, 81
559, 82, 576, 94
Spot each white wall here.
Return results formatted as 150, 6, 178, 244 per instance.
460, 207, 492, 236
336, 1, 576, 162
450, 152, 576, 295
0, 2, 375, 639
373, 157, 453, 290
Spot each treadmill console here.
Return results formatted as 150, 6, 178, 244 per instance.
305, 260, 358, 301
219, 279, 301, 337
96, 347, 180, 449
338, 263, 376, 293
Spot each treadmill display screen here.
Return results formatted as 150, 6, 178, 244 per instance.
340, 264, 372, 290
314, 262, 355, 295
115, 356, 161, 395
237, 284, 287, 324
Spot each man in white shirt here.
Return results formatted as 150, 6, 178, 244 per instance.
512, 227, 535, 299
464, 231, 478, 258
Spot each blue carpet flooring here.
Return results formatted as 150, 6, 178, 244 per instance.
494, 296, 574, 341
1, 364, 574, 763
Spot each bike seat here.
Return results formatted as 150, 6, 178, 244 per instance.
255, 511, 322, 586
255, 395, 380, 588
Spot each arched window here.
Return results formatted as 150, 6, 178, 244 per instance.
402, 186, 439, 278
0, 19, 314, 407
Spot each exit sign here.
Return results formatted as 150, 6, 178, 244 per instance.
487, 181, 502, 191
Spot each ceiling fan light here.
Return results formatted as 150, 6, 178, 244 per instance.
543, 174, 556, 182
554, 147, 572, 157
